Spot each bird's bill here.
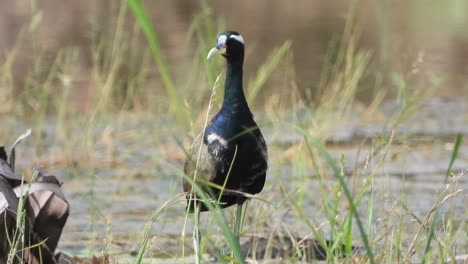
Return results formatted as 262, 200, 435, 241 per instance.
207, 41, 227, 60
207, 47, 220, 60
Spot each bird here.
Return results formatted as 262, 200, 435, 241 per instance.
183, 31, 268, 260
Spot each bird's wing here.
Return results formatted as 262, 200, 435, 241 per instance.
257, 130, 268, 166
183, 132, 219, 193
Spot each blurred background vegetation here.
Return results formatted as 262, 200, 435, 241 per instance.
0, 0, 467, 117
0, 1, 466, 262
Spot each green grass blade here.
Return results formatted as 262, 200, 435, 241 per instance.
444, 133, 462, 183
126, 0, 188, 128
247, 40, 292, 104
344, 211, 353, 254
291, 124, 376, 264
421, 212, 439, 264
181, 172, 245, 264
135, 195, 183, 263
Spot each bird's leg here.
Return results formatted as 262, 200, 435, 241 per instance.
193, 203, 201, 264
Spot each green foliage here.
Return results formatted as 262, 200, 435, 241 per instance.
445, 133, 463, 182
247, 40, 292, 104
127, 0, 188, 128
293, 125, 376, 263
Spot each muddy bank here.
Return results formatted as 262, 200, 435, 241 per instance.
0, 98, 466, 260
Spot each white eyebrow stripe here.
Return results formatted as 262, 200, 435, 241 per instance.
217, 35, 227, 44
230, 34, 244, 44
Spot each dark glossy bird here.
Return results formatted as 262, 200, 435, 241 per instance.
184, 31, 268, 214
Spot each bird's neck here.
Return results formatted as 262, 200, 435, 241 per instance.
222, 62, 249, 116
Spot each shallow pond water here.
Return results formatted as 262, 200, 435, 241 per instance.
1, 98, 467, 261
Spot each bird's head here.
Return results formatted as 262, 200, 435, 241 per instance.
207, 31, 244, 63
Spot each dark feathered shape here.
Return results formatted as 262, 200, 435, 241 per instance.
0, 129, 31, 187
184, 31, 268, 212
